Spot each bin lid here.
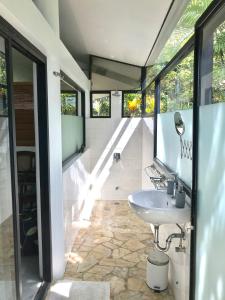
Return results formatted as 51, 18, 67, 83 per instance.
147, 249, 169, 266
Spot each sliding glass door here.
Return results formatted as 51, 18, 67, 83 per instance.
12, 47, 43, 300
0, 36, 17, 299
0, 16, 51, 300
194, 2, 225, 299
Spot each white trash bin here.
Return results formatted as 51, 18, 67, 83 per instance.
146, 249, 169, 292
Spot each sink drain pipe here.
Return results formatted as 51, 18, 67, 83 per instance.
153, 224, 185, 252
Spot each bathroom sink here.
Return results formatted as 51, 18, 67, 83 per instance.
128, 190, 190, 225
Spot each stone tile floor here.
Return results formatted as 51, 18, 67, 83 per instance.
64, 200, 174, 300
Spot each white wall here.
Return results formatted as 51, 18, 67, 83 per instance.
142, 118, 155, 189
0, 0, 90, 279
86, 92, 144, 200
33, 0, 60, 36
63, 150, 91, 260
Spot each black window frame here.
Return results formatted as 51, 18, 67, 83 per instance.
90, 90, 111, 118
191, 2, 225, 300
144, 3, 225, 300
152, 37, 194, 187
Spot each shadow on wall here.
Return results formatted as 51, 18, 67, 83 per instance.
64, 117, 147, 260
142, 118, 154, 190
81, 118, 141, 220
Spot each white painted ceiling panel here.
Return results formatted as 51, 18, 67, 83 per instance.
59, 0, 173, 68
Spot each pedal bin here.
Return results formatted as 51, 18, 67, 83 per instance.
146, 249, 169, 292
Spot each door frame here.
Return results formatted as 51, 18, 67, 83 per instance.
191, 1, 225, 299
0, 16, 52, 299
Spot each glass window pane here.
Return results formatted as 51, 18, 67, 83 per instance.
91, 56, 142, 91
122, 92, 142, 117
0, 39, 8, 116
61, 78, 84, 162
91, 93, 110, 117
0, 36, 16, 299
196, 9, 225, 300
61, 92, 77, 115
0, 48, 7, 85
160, 51, 194, 113
145, 83, 155, 117
212, 20, 225, 103
0, 87, 8, 116
146, 0, 212, 85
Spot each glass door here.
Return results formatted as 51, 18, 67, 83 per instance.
11, 47, 43, 300
194, 2, 225, 299
0, 36, 17, 299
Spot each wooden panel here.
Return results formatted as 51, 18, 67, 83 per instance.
15, 109, 35, 146
13, 82, 34, 110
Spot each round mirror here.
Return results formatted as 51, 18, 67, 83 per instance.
174, 112, 185, 136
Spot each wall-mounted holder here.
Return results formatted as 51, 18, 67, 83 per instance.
113, 152, 120, 162
180, 139, 192, 160
145, 164, 166, 190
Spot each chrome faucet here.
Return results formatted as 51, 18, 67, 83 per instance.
167, 173, 177, 197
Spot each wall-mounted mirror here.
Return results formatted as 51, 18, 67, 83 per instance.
174, 112, 185, 136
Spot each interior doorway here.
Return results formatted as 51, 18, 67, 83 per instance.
12, 47, 42, 300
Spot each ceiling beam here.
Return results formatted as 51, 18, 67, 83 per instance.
92, 64, 140, 86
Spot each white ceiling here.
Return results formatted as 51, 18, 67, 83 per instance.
59, 0, 173, 70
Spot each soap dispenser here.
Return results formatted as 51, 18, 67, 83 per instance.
175, 184, 186, 208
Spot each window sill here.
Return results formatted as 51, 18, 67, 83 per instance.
62, 147, 87, 172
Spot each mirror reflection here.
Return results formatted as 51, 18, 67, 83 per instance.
174, 112, 185, 136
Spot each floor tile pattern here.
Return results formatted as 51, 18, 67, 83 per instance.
64, 200, 174, 300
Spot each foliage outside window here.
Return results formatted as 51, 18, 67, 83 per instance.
91, 92, 111, 117
0, 52, 6, 85
0, 49, 7, 116
0, 87, 7, 116
212, 20, 225, 103
160, 51, 194, 113
61, 92, 77, 115
146, 0, 212, 86
145, 83, 155, 117
122, 92, 142, 117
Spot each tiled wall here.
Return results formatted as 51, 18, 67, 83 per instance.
62, 150, 91, 261
142, 118, 155, 189
86, 92, 143, 200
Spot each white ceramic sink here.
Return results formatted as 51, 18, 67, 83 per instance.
128, 190, 191, 225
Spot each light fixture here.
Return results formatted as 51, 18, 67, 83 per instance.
53, 71, 64, 80
112, 90, 120, 97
